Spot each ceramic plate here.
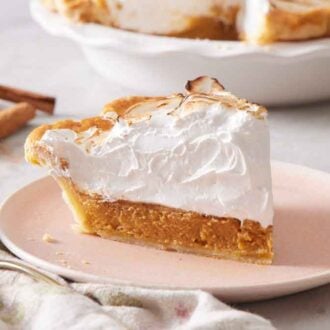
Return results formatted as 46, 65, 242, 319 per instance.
0, 162, 329, 302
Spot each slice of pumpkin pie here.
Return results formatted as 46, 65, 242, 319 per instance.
25, 76, 273, 264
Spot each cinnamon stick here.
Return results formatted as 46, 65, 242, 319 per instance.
0, 84, 55, 114
0, 103, 36, 139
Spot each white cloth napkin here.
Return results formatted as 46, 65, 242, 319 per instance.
0, 247, 275, 330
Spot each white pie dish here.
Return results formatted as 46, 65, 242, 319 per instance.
30, 0, 330, 106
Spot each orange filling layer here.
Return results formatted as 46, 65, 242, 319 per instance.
59, 177, 273, 264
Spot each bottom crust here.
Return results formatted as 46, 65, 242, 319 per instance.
58, 177, 273, 265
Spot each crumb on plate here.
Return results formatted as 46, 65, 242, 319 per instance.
42, 233, 57, 243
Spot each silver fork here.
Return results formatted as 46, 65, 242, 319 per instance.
0, 259, 63, 285
0, 259, 104, 305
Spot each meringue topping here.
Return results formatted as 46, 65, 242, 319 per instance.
38, 77, 273, 227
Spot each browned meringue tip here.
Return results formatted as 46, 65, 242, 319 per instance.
185, 76, 225, 95
126, 94, 184, 118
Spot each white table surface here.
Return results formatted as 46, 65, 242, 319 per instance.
1, 1, 330, 329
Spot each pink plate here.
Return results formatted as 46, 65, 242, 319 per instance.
0, 161, 329, 302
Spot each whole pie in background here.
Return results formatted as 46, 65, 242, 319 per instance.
43, 0, 330, 44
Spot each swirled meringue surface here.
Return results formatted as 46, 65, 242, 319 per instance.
40, 93, 273, 227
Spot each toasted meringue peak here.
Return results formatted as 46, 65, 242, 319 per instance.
101, 77, 265, 124
103, 111, 118, 121
125, 94, 184, 120
186, 76, 225, 95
